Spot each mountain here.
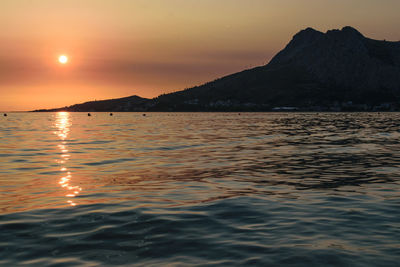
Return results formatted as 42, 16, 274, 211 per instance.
35, 26, 400, 112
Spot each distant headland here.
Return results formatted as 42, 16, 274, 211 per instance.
34, 26, 400, 112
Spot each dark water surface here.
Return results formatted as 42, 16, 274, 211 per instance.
0, 112, 399, 266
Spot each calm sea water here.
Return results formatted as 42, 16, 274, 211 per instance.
0, 112, 399, 266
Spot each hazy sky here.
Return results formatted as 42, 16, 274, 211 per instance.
1, 0, 399, 111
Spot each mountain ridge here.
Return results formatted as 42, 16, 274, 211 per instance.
34, 26, 400, 112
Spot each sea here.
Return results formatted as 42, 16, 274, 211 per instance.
0, 112, 399, 266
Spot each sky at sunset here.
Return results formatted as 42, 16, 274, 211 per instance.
1, 0, 399, 111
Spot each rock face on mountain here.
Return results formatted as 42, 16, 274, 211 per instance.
267, 26, 400, 103
36, 26, 400, 112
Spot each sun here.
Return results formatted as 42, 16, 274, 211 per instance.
58, 55, 68, 64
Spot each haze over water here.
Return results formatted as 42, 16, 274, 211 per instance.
0, 112, 399, 266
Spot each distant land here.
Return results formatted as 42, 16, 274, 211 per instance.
34, 26, 400, 112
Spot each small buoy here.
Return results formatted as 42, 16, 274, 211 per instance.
143, 114, 146, 117
110, 113, 113, 116
3, 113, 7, 117
88, 113, 91, 116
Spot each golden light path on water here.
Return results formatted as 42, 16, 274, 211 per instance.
54, 112, 82, 206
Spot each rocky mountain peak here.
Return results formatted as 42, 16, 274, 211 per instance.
341, 26, 364, 36
325, 26, 365, 43
289, 27, 324, 47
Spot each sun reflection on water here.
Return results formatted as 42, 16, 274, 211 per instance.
54, 112, 82, 206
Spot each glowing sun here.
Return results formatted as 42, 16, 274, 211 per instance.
58, 55, 68, 64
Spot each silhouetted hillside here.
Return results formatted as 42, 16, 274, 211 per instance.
35, 26, 400, 112
34, 95, 150, 112
151, 26, 400, 111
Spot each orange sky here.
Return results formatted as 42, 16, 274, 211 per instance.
1, 0, 399, 111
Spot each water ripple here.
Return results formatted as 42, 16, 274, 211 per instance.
0, 112, 399, 266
